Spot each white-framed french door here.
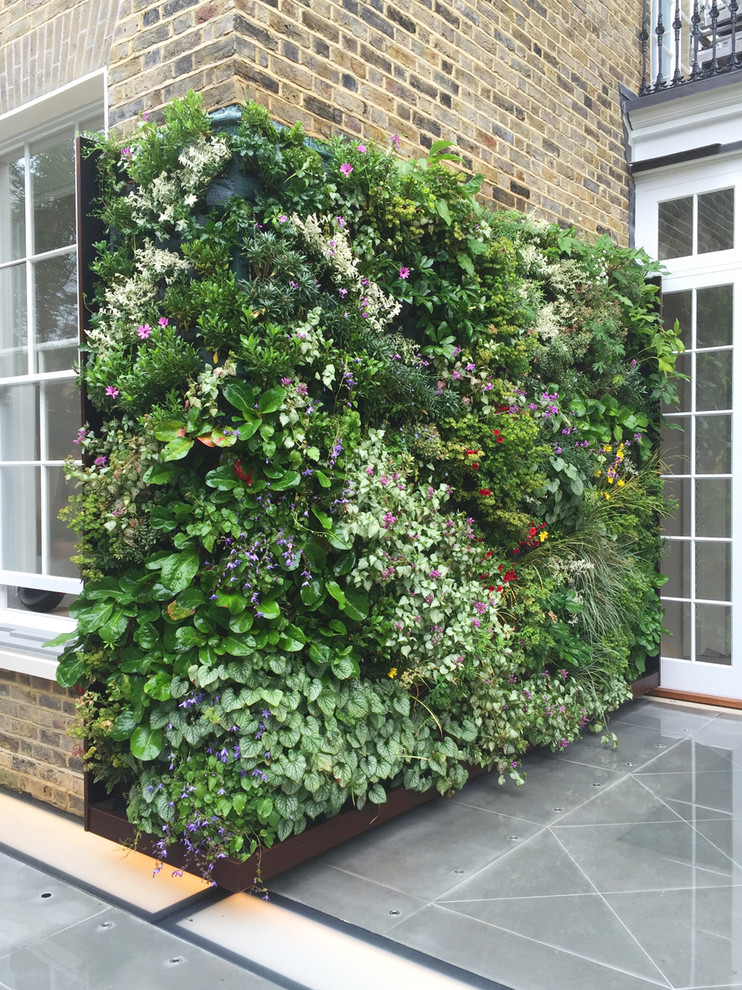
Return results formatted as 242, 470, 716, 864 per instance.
635, 153, 742, 700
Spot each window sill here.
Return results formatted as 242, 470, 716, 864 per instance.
0, 608, 76, 681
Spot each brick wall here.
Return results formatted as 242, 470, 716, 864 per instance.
2, 0, 644, 241
0, 671, 84, 816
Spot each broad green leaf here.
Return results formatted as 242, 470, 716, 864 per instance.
257, 599, 281, 620
111, 710, 138, 741
435, 198, 451, 225
153, 420, 186, 442
167, 600, 195, 621
367, 782, 387, 804
342, 587, 369, 621
466, 236, 488, 255
228, 612, 253, 633
161, 436, 194, 461
325, 531, 351, 550
271, 470, 300, 491
130, 726, 163, 761
215, 592, 246, 614
311, 506, 332, 530
143, 463, 177, 485
161, 550, 200, 593
55, 653, 86, 688
325, 580, 345, 608
223, 380, 256, 412
314, 470, 331, 488
300, 579, 324, 607
100, 610, 129, 644
85, 578, 129, 601
43, 629, 78, 650
258, 386, 286, 414
332, 551, 356, 577
456, 251, 475, 277
73, 600, 114, 635
144, 671, 171, 701
331, 654, 354, 679
219, 635, 253, 656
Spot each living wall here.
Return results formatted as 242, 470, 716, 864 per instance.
55, 94, 681, 873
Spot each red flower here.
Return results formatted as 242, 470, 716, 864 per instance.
493, 429, 501, 436
472, 462, 479, 470
503, 570, 518, 583
529, 526, 537, 536
478, 488, 492, 496
484, 551, 493, 559
495, 435, 503, 444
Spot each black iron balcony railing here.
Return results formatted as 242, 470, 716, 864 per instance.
640, 0, 742, 94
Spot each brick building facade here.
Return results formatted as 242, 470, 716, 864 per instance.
0, 0, 644, 815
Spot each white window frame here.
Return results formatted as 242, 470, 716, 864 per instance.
0, 70, 107, 678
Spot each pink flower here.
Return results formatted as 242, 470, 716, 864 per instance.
399, 267, 410, 279
339, 163, 354, 176
335, 216, 346, 227
105, 386, 119, 399
338, 287, 348, 298
277, 214, 288, 222
390, 134, 401, 149
137, 324, 151, 339
121, 147, 133, 160
94, 456, 107, 467
357, 144, 367, 153
158, 317, 169, 327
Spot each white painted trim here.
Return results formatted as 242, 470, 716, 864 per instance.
0, 69, 107, 150
0, 649, 60, 680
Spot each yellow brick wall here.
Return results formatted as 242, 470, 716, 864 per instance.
1, 0, 644, 241
0, 671, 83, 817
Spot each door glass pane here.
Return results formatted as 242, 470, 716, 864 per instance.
696, 415, 731, 474
697, 188, 734, 254
30, 134, 75, 255
0, 149, 26, 263
662, 477, 690, 537
666, 352, 691, 412
696, 350, 732, 411
696, 284, 733, 348
696, 478, 731, 538
696, 541, 731, 602
661, 417, 691, 475
661, 600, 691, 660
662, 289, 692, 347
0, 383, 39, 461
33, 252, 78, 373
44, 379, 82, 461
48, 466, 78, 577
0, 262, 27, 377
663, 540, 692, 598
659, 197, 693, 259
1, 466, 40, 571
696, 603, 732, 665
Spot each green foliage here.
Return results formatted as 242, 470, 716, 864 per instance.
58, 93, 683, 877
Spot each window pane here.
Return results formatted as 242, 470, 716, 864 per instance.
696, 415, 731, 474
662, 477, 690, 537
696, 284, 733, 348
1, 466, 40, 571
661, 416, 691, 475
696, 541, 731, 602
30, 133, 75, 255
0, 149, 26, 263
0, 383, 39, 461
33, 251, 78, 373
698, 188, 734, 254
0, 262, 27, 377
696, 478, 731, 538
47, 466, 78, 577
663, 539, 692, 598
661, 599, 691, 660
658, 196, 693, 260
696, 603, 731, 665
44, 379, 81, 461
663, 352, 691, 413
696, 350, 732, 411
662, 289, 692, 347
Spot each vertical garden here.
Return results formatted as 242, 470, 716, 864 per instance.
55, 94, 682, 871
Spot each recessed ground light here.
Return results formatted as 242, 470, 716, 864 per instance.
98, 921, 113, 930
454, 869, 465, 874
40, 892, 52, 899
508, 835, 520, 841
389, 909, 401, 916
592, 782, 603, 787
553, 807, 564, 812
168, 957, 184, 965
655, 744, 666, 749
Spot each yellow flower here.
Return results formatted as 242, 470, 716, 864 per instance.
387, 667, 398, 679
602, 492, 611, 500
617, 479, 625, 487
607, 476, 614, 484
539, 530, 549, 542
603, 444, 612, 452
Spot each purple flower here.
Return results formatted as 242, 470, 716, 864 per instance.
390, 134, 401, 149
335, 215, 346, 227
105, 385, 119, 399
93, 455, 107, 467
73, 428, 86, 446
429, 569, 441, 580
277, 214, 288, 223
399, 267, 410, 279
121, 147, 133, 160
339, 163, 353, 177
280, 377, 291, 385
158, 317, 169, 327
137, 323, 151, 339
338, 287, 348, 298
